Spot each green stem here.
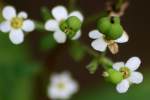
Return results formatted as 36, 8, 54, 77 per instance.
81, 42, 99, 57
68, 0, 76, 12
34, 21, 45, 32
98, 55, 113, 70
115, 0, 126, 11
78, 41, 113, 69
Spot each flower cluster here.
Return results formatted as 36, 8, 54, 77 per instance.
0, 3, 144, 99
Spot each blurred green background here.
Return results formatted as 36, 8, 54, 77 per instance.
0, 0, 150, 100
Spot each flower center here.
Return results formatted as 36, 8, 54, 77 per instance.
57, 82, 65, 90
11, 17, 23, 29
59, 21, 76, 38
120, 67, 131, 79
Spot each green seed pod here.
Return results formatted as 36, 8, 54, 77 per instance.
59, 21, 68, 32
68, 31, 76, 39
106, 69, 123, 84
66, 16, 82, 31
97, 17, 111, 34
113, 16, 120, 24
106, 23, 123, 40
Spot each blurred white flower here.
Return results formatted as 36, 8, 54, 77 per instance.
0, 6, 35, 45
112, 57, 143, 93
45, 5, 84, 43
48, 71, 78, 100
89, 30, 129, 54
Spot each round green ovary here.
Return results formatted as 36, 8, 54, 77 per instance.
113, 17, 120, 24
11, 17, 23, 29
66, 16, 82, 31
106, 23, 123, 40
59, 20, 77, 39
97, 17, 111, 34
97, 16, 123, 40
107, 69, 123, 84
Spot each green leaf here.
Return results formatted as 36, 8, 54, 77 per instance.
69, 41, 86, 62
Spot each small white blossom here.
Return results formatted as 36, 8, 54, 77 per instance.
0, 6, 35, 44
45, 5, 84, 43
89, 30, 129, 53
112, 57, 143, 93
48, 71, 78, 100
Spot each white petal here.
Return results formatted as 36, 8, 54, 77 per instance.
18, 11, 28, 19
53, 31, 67, 43
67, 80, 78, 93
72, 30, 81, 40
91, 38, 107, 52
116, 79, 129, 93
2, 6, 16, 20
22, 19, 35, 32
116, 31, 129, 43
0, 21, 11, 33
113, 62, 125, 71
125, 57, 141, 71
128, 72, 143, 84
9, 29, 24, 44
89, 30, 103, 39
52, 6, 68, 22
45, 20, 59, 31
69, 11, 84, 22
48, 86, 58, 99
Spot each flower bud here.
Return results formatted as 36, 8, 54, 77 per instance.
66, 16, 82, 31
105, 69, 123, 84
97, 17, 111, 34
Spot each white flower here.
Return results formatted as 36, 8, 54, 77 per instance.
45, 5, 84, 43
89, 29, 129, 53
0, 6, 35, 44
112, 57, 143, 93
48, 71, 78, 100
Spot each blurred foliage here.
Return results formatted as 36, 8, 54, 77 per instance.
0, 1, 4, 22
0, 32, 42, 100
40, 33, 57, 52
69, 41, 86, 62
